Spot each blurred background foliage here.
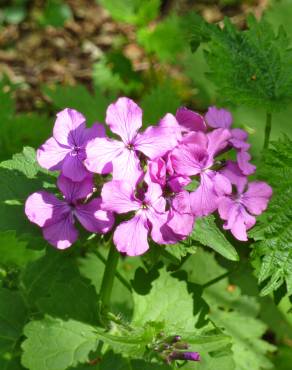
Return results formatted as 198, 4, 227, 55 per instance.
1, 0, 292, 367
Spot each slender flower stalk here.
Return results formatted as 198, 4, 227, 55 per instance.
99, 241, 120, 321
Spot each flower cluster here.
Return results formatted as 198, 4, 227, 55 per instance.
25, 98, 272, 254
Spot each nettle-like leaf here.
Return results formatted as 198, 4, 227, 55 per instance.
191, 14, 292, 111
192, 215, 239, 261
183, 249, 276, 370
0, 147, 56, 246
250, 136, 292, 295
97, 0, 160, 26
0, 288, 28, 370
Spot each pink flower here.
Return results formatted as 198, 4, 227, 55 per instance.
101, 179, 171, 256
218, 161, 272, 241
176, 107, 207, 133
85, 97, 179, 185
147, 158, 194, 240
170, 129, 232, 216
37, 108, 105, 182
25, 175, 114, 249
205, 106, 255, 175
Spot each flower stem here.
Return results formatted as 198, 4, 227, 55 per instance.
99, 242, 120, 319
263, 112, 272, 150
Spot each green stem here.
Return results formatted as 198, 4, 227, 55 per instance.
202, 271, 230, 289
263, 112, 272, 150
99, 242, 120, 316
95, 249, 132, 292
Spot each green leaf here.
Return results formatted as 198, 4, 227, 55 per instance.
0, 231, 43, 268
192, 215, 239, 261
93, 53, 143, 96
40, 0, 72, 27
192, 14, 292, 111
42, 84, 111, 123
184, 249, 276, 370
21, 317, 99, 370
250, 136, 292, 295
137, 16, 186, 62
140, 82, 181, 124
0, 147, 56, 244
22, 249, 99, 324
97, 0, 161, 26
0, 289, 28, 369
132, 267, 196, 332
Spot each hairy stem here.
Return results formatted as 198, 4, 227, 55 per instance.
99, 242, 120, 317
263, 112, 272, 150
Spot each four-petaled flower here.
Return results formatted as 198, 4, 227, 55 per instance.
25, 175, 114, 249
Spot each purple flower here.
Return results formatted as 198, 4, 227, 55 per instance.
85, 97, 179, 185
205, 106, 256, 175
176, 107, 207, 133
101, 179, 170, 256
25, 175, 114, 249
205, 106, 233, 129
218, 161, 272, 241
147, 158, 194, 241
170, 129, 232, 216
170, 351, 201, 362
37, 108, 105, 182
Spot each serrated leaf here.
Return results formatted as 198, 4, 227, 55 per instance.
192, 14, 292, 110
21, 317, 99, 370
250, 136, 292, 295
192, 215, 239, 261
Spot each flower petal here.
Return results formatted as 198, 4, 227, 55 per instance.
112, 149, 143, 185
75, 198, 114, 233
57, 175, 94, 202
167, 209, 194, 238
242, 181, 272, 215
159, 113, 182, 141
25, 191, 69, 227
85, 137, 124, 174
237, 150, 256, 175
171, 144, 208, 176
207, 128, 231, 159
37, 137, 69, 171
220, 201, 255, 241
134, 125, 178, 159
171, 190, 192, 214
53, 108, 86, 147
101, 180, 140, 213
176, 107, 206, 132
106, 97, 142, 144
113, 213, 149, 256
62, 152, 89, 182
147, 158, 167, 186
220, 160, 247, 194
79, 123, 106, 146
43, 214, 78, 249
213, 173, 232, 196
205, 106, 233, 129
190, 172, 218, 216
